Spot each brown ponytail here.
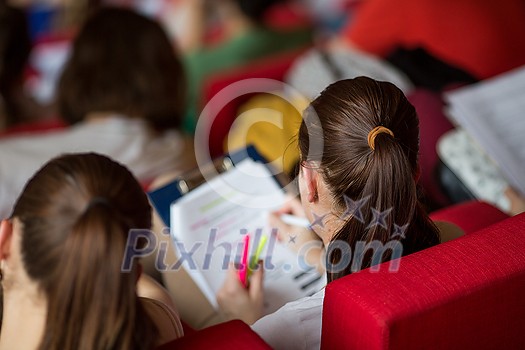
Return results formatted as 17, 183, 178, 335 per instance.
11, 153, 157, 350
298, 77, 440, 282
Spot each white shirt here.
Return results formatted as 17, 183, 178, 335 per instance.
286, 47, 414, 101
0, 116, 189, 219
251, 288, 325, 350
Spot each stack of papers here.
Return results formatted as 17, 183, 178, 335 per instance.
445, 65, 525, 196
170, 158, 324, 315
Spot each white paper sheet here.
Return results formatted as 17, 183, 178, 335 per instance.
170, 159, 324, 314
445, 65, 525, 196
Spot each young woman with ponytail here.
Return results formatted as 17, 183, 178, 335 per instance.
217, 77, 463, 349
0, 153, 183, 349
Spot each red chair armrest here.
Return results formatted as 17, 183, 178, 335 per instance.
0, 119, 66, 138
430, 200, 509, 234
157, 320, 271, 350
322, 213, 525, 349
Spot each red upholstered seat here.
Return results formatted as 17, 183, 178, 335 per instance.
199, 48, 308, 157
157, 320, 270, 350
263, 2, 313, 30
322, 212, 525, 349
430, 200, 509, 234
407, 89, 454, 208
0, 119, 66, 138
342, 0, 525, 80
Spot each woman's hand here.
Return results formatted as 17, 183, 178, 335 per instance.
216, 262, 264, 325
268, 195, 325, 273
269, 195, 313, 249
505, 187, 525, 216
268, 211, 319, 253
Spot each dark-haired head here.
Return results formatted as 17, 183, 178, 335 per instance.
0, 3, 31, 124
298, 77, 440, 282
234, 0, 282, 24
6, 153, 157, 349
57, 6, 185, 130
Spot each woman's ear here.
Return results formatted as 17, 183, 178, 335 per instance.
0, 219, 13, 261
302, 165, 319, 203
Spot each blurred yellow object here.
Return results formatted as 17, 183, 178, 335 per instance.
224, 92, 309, 174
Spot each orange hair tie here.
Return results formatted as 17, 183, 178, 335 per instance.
367, 126, 394, 150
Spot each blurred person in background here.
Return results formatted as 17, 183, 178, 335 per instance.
0, 6, 195, 220
182, 0, 313, 132
0, 2, 51, 130
333, 0, 525, 89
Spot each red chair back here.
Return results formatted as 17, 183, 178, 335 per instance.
429, 200, 508, 234
199, 48, 308, 157
157, 320, 270, 350
0, 119, 66, 138
322, 212, 525, 349
407, 89, 454, 208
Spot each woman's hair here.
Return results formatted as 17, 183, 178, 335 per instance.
298, 77, 440, 282
0, 3, 31, 124
57, 6, 185, 130
235, 0, 282, 23
11, 153, 157, 350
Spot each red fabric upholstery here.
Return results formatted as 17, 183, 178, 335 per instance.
180, 320, 196, 336
157, 320, 271, 350
0, 119, 66, 138
342, 0, 525, 79
263, 2, 313, 30
407, 89, 454, 208
203, 3, 312, 47
200, 48, 308, 157
430, 201, 509, 234
322, 212, 525, 350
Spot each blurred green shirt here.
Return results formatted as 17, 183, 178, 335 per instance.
183, 25, 312, 133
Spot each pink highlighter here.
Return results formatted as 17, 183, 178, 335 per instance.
239, 234, 250, 288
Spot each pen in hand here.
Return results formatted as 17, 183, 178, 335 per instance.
238, 234, 250, 287
279, 214, 311, 228
249, 235, 268, 279
239, 233, 268, 287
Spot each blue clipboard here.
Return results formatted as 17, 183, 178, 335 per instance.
147, 145, 277, 227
